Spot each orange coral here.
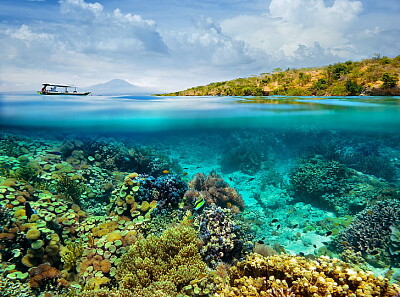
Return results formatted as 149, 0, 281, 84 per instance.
29, 263, 69, 290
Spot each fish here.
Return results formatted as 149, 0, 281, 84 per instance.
194, 196, 206, 211
187, 215, 196, 220
162, 170, 170, 174
257, 240, 265, 244
47, 151, 62, 155
271, 219, 279, 223
325, 231, 333, 237
292, 224, 299, 228
24, 202, 36, 219
182, 172, 188, 176
369, 250, 380, 255
248, 177, 255, 181
276, 224, 281, 230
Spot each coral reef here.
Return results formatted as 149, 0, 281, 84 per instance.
290, 156, 399, 215
114, 224, 208, 296
216, 253, 400, 297
196, 205, 252, 267
336, 200, 400, 267
29, 262, 69, 293
185, 171, 244, 213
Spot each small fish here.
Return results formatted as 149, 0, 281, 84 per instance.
341, 241, 349, 246
257, 240, 265, 244
271, 219, 279, 223
276, 224, 281, 230
124, 156, 130, 161
187, 215, 196, 220
325, 231, 333, 237
369, 250, 380, 255
25, 202, 36, 219
196, 166, 201, 169
313, 244, 317, 248
183, 167, 189, 169
299, 252, 305, 256
248, 177, 255, 181
47, 151, 62, 155
182, 172, 188, 176
292, 224, 299, 228
229, 177, 233, 181
194, 197, 206, 211
163, 170, 170, 174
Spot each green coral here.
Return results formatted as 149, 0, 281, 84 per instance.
55, 174, 85, 205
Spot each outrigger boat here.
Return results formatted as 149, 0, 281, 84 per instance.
37, 83, 91, 96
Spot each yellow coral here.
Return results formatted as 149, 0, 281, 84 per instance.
26, 229, 41, 240
216, 253, 400, 297
116, 224, 208, 296
106, 231, 123, 242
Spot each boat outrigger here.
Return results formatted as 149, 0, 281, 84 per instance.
38, 84, 91, 96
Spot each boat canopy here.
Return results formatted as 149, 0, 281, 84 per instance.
42, 83, 73, 88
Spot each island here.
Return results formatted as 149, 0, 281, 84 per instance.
159, 55, 400, 96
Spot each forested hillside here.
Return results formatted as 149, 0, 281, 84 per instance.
160, 55, 400, 96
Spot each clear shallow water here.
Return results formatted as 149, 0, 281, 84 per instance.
1, 94, 400, 132
1, 94, 400, 294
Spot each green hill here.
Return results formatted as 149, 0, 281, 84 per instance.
159, 55, 400, 96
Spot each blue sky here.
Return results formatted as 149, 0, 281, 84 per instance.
0, 0, 399, 92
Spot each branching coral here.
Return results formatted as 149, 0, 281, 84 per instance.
55, 174, 85, 205
115, 224, 207, 297
185, 171, 244, 212
61, 240, 84, 273
336, 200, 400, 267
216, 253, 400, 297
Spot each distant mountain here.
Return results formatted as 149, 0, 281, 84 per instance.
86, 79, 154, 95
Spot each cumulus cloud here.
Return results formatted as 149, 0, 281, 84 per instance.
222, 0, 365, 64
0, 0, 399, 92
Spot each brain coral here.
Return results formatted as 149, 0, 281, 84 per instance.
216, 253, 400, 297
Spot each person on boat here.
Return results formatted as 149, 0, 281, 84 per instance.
41, 86, 47, 93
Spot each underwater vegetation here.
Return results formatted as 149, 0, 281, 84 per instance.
1, 129, 400, 297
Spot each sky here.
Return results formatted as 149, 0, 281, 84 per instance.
0, 0, 399, 92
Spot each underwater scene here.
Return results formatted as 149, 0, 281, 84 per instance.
1, 94, 400, 297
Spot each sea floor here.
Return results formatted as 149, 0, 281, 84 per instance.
1, 126, 400, 296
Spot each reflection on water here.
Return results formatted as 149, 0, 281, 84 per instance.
0, 94, 400, 132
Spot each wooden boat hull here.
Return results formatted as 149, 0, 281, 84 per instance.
37, 91, 91, 96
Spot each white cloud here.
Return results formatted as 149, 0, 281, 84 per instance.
0, 0, 399, 92
222, 0, 365, 63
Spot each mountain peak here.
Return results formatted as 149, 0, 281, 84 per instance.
86, 79, 153, 95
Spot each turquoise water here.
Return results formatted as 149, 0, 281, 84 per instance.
1, 94, 400, 295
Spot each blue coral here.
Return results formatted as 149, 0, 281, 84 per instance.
132, 174, 188, 209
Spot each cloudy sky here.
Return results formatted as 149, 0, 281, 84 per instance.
0, 0, 399, 92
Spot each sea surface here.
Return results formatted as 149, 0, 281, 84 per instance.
1, 94, 400, 295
